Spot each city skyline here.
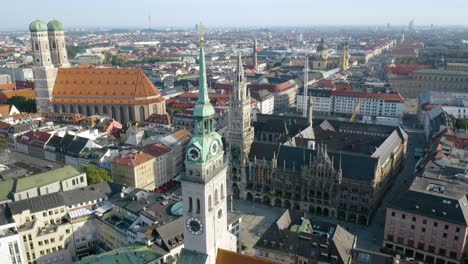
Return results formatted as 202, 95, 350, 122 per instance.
1, 0, 468, 31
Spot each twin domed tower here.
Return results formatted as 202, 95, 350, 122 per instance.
29, 19, 69, 113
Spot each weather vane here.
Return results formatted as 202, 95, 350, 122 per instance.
198, 21, 205, 44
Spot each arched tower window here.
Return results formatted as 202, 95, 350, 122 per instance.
139, 106, 145, 122
94, 105, 99, 115
70, 105, 75, 113
208, 195, 212, 211
215, 189, 219, 205
34, 43, 39, 51
196, 198, 200, 214
61, 104, 66, 113
128, 107, 134, 121
77, 105, 83, 114
111, 106, 116, 119
120, 106, 125, 123
86, 105, 91, 116
53, 105, 58, 113
188, 197, 193, 212
221, 184, 224, 199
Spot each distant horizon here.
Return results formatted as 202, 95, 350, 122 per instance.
1, 23, 468, 33
1, 0, 468, 31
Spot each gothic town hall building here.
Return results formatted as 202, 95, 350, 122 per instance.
227, 55, 408, 225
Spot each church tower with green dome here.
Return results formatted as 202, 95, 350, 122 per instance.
179, 34, 236, 264
30, 19, 57, 113
47, 20, 70, 67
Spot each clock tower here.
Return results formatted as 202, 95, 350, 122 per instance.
180, 35, 236, 264
227, 52, 254, 200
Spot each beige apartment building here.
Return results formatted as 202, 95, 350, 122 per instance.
111, 152, 156, 190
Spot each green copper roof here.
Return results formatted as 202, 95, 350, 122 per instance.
15, 166, 82, 192
193, 42, 215, 117
74, 244, 163, 264
47, 20, 64, 31
29, 20, 48, 32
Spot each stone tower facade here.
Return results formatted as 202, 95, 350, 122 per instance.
180, 37, 236, 264
47, 20, 70, 68
340, 43, 350, 71
29, 20, 58, 113
227, 52, 254, 200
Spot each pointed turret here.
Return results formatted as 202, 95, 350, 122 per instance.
232, 51, 246, 102
338, 152, 343, 184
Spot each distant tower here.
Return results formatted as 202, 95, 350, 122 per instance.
340, 43, 350, 71
30, 20, 57, 113
253, 38, 258, 72
303, 56, 309, 118
317, 38, 329, 60
227, 52, 254, 200
408, 19, 415, 32
47, 20, 70, 68
399, 31, 405, 45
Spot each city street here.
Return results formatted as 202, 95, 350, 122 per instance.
231, 128, 427, 253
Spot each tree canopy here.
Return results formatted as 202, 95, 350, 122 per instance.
6, 96, 36, 113
456, 119, 468, 130
78, 165, 113, 185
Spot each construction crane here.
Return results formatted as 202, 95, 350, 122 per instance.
349, 98, 364, 122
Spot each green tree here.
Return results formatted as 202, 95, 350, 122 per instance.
78, 165, 113, 185
6, 96, 36, 113
66, 45, 86, 59
456, 119, 468, 129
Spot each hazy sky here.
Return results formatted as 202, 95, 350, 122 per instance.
2, 0, 468, 30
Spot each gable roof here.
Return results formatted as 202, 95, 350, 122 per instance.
52, 68, 162, 105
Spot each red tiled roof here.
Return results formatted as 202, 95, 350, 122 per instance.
52, 68, 163, 105
387, 64, 432, 76
112, 152, 154, 167
248, 81, 293, 93
142, 143, 172, 157
332, 90, 404, 103
144, 113, 171, 125
390, 48, 418, 56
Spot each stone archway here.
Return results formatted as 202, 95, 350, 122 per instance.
283, 200, 291, 209
263, 196, 271, 206
274, 198, 282, 207
316, 207, 322, 215
323, 208, 329, 217
246, 192, 253, 201
349, 213, 357, 222
232, 183, 240, 199
309, 205, 315, 214
254, 194, 262, 203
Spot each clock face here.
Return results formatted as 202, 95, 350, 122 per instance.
210, 140, 219, 156
186, 217, 203, 235
188, 147, 201, 161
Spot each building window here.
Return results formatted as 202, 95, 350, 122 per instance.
402, 214, 406, 219
434, 222, 438, 227
208, 195, 212, 211
196, 198, 200, 214
450, 251, 457, 259
412, 217, 416, 222
439, 248, 446, 256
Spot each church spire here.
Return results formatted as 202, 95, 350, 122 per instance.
194, 29, 215, 118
